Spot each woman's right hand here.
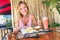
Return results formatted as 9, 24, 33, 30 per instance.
13, 27, 20, 33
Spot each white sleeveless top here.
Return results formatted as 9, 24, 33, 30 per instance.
18, 15, 32, 29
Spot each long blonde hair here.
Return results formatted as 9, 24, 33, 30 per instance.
18, 1, 29, 18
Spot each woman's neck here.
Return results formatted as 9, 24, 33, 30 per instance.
23, 14, 29, 18
23, 15, 27, 17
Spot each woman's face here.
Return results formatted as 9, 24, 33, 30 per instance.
19, 3, 28, 16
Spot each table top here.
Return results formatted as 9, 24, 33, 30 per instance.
19, 31, 60, 40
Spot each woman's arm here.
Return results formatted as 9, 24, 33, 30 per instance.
31, 14, 37, 26
31, 14, 42, 26
13, 19, 20, 33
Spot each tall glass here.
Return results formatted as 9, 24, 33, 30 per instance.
42, 16, 48, 30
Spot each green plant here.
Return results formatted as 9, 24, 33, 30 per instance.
42, 0, 60, 14
42, 0, 60, 28
5, 19, 12, 27
49, 22, 60, 28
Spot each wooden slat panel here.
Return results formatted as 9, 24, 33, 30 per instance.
1, 30, 3, 40
0, 29, 11, 40
0, 29, 2, 40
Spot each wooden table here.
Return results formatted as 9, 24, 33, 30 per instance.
19, 31, 60, 40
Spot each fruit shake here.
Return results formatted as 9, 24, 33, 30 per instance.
42, 16, 48, 30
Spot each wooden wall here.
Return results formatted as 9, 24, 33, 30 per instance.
53, 8, 60, 24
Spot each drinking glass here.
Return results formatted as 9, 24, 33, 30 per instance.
42, 16, 48, 30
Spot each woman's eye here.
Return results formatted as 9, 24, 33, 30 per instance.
24, 7, 27, 9
20, 6, 27, 10
20, 8, 22, 10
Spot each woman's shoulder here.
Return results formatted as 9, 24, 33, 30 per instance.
18, 18, 22, 22
29, 14, 35, 17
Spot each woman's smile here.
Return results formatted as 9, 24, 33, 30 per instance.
20, 3, 28, 16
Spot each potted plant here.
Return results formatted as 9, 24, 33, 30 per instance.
5, 18, 12, 28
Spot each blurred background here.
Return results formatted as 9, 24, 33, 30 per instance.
0, 0, 60, 40
0, 0, 12, 40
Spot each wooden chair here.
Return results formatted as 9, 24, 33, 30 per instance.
2, 27, 13, 40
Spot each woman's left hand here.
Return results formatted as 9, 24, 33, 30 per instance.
13, 27, 20, 33
37, 20, 42, 26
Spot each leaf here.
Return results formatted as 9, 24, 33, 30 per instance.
5, 19, 12, 27
42, 1, 51, 7
49, 22, 60, 28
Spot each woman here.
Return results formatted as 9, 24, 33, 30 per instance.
13, 1, 39, 33
8, 1, 51, 40
13, 1, 50, 34
12, 2, 41, 39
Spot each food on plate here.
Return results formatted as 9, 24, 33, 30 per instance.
25, 27, 38, 33
34, 26, 41, 30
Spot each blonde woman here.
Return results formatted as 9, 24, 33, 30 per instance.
13, 1, 38, 33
